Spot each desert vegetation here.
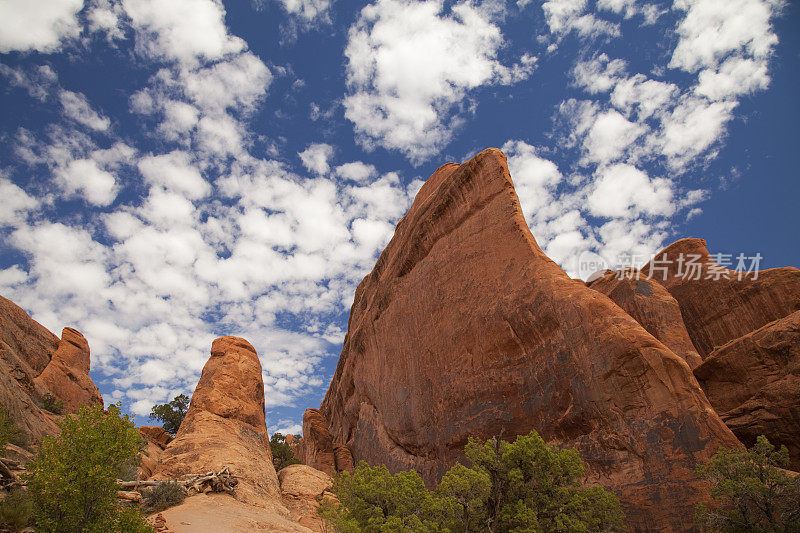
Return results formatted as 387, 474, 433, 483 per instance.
148, 394, 190, 436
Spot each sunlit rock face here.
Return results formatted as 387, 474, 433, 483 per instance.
319, 148, 740, 532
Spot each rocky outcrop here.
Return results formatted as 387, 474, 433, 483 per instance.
643, 238, 800, 358
694, 311, 800, 470
140, 425, 173, 449
587, 269, 703, 369
154, 336, 281, 507
138, 426, 173, 479
320, 148, 740, 532
34, 327, 103, 413
278, 464, 335, 532
298, 409, 353, 477
0, 295, 102, 445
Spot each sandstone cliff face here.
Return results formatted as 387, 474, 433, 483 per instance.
34, 327, 103, 413
298, 409, 353, 477
155, 336, 281, 507
643, 238, 800, 358
0, 296, 101, 444
587, 269, 703, 369
320, 149, 740, 532
694, 311, 800, 470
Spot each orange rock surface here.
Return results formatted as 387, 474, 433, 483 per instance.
320, 149, 740, 532
34, 327, 103, 413
298, 409, 353, 476
694, 310, 800, 470
154, 336, 281, 507
587, 269, 703, 369
643, 238, 800, 358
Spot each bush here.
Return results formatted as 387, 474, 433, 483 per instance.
141, 482, 186, 513
37, 394, 64, 415
0, 405, 20, 449
0, 488, 32, 531
149, 394, 190, 436
270, 433, 301, 471
695, 435, 800, 532
25, 403, 153, 533
321, 430, 625, 532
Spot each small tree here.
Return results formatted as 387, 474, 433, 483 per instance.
695, 435, 800, 532
270, 433, 301, 471
25, 403, 153, 533
149, 394, 190, 435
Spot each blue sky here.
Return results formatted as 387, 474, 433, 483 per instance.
0, 0, 797, 434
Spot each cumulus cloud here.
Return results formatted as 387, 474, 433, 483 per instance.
60, 90, 112, 131
55, 158, 119, 206
0, 178, 39, 228
298, 143, 335, 175
344, 0, 531, 164
0, 0, 83, 53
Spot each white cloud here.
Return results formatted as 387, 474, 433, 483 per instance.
344, 0, 526, 163
541, 0, 620, 39
55, 159, 119, 207
0, 0, 83, 53
0, 64, 58, 102
0, 178, 39, 228
587, 164, 674, 218
182, 52, 272, 114
335, 161, 378, 183
658, 97, 736, 168
669, 0, 778, 73
137, 151, 211, 199
298, 143, 334, 175
277, 0, 333, 23
59, 90, 112, 131
583, 109, 645, 164
123, 0, 245, 64
695, 56, 769, 101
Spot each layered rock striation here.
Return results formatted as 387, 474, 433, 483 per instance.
319, 148, 740, 532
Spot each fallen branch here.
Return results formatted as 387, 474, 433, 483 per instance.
116, 467, 238, 496
117, 490, 142, 502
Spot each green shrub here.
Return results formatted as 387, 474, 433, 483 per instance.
141, 482, 186, 513
0, 405, 20, 449
37, 394, 64, 415
0, 488, 32, 531
270, 433, 301, 471
321, 430, 625, 532
695, 435, 800, 532
25, 403, 153, 533
149, 394, 189, 436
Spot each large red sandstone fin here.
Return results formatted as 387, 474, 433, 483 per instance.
321, 148, 740, 532
694, 310, 800, 470
0, 295, 59, 374
155, 336, 281, 507
642, 238, 800, 358
298, 409, 353, 477
34, 327, 103, 413
587, 269, 703, 369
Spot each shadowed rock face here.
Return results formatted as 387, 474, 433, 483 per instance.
298, 409, 353, 477
643, 238, 800, 358
694, 311, 800, 470
588, 269, 703, 369
155, 336, 281, 507
34, 327, 103, 413
320, 148, 740, 532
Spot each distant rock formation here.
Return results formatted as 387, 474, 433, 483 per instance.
587, 269, 703, 369
34, 327, 103, 413
154, 336, 281, 507
0, 295, 101, 445
643, 238, 800, 358
319, 148, 740, 532
296, 409, 353, 477
694, 310, 800, 470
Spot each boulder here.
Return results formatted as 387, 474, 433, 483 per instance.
299, 409, 354, 477
643, 238, 800, 358
320, 148, 740, 532
694, 311, 800, 470
140, 425, 173, 449
587, 269, 703, 369
154, 336, 281, 507
278, 464, 334, 533
34, 327, 103, 413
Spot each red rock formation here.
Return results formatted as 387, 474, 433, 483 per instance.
34, 327, 103, 412
140, 425, 173, 449
155, 336, 281, 506
694, 311, 800, 470
0, 295, 58, 374
299, 409, 353, 476
587, 269, 703, 369
643, 238, 800, 358
320, 149, 740, 532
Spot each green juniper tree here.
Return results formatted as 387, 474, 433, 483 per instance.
149, 394, 190, 435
